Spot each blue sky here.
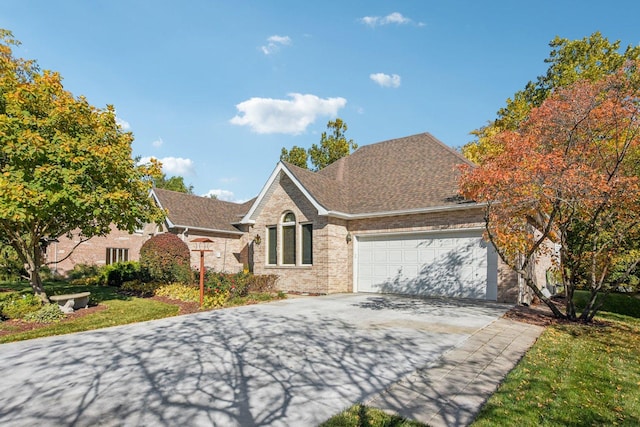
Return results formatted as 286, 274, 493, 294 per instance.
2, 1, 639, 202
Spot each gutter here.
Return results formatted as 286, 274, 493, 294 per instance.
169, 224, 245, 236
325, 202, 486, 220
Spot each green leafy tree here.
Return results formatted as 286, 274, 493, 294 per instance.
279, 118, 357, 171
463, 32, 640, 164
280, 145, 309, 169
308, 118, 357, 171
0, 30, 164, 301
153, 173, 194, 194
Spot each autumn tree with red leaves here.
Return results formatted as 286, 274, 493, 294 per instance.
460, 62, 640, 321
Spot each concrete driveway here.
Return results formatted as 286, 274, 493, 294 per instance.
0, 294, 511, 426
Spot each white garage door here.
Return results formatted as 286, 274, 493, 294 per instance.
356, 231, 498, 300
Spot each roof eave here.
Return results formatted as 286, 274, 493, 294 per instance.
168, 224, 245, 236
325, 202, 486, 220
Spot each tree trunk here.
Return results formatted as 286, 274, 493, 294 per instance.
28, 265, 49, 303
525, 277, 566, 319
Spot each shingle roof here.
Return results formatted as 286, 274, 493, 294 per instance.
285, 132, 475, 214
152, 188, 252, 234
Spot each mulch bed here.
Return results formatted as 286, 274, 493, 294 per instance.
504, 296, 609, 327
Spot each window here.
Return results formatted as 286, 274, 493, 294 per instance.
302, 223, 313, 265
282, 212, 296, 265
266, 212, 313, 266
267, 226, 277, 265
106, 248, 129, 265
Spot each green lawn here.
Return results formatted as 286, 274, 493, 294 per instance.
320, 403, 426, 427
472, 291, 640, 426
0, 281, 179, 343
1, 280, 283, 344
324, 292, 640, 427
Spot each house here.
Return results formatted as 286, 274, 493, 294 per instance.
150, 188, 254, 272
46, 190, 254, 276
48, 132, 543, 303
240, 132, 523, 302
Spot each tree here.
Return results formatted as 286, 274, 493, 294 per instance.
153, 173, 194, 194
280, 145, 308, 169
0, 30, 164, 301
308, 118, 357, 171
463, 32, 640, 164
459, 63, 640, 322
279, 118, 357, 171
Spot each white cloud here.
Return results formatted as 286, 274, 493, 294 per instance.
230, 93, 347, 135
360, 12, 421, 27
202, 188, 236, 202
115, 117, 130, 130
219, 177, 237, 184
152, 137, 164, 148
139, 156, 195, 176
261, 35, 292, 55
370, 72, 402, 88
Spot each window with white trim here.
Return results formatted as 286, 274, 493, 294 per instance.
265, 212, 313, 266
301, 223, 313, 265
281, 212, 296, 265
106, 248, 129, 265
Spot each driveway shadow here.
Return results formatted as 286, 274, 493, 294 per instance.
0, 297, 479, 426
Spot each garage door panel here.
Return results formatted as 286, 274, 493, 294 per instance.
357, 232, 497, 300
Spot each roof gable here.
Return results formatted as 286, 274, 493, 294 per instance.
240, 132, 479, 223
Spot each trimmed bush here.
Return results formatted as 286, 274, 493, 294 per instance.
155, 283, 228, 309
140, 234, 193, 284
0, 293, 42, 319
102, 261, 142, 287
23, 303, 64, 323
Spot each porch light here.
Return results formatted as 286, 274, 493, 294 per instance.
254, 234, 262, 245
191, 238, 214, 307
346, 233, 352, 243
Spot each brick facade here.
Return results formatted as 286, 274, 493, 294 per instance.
248, 173, 524, 302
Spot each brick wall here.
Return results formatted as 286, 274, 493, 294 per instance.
45, 223, 156, 276
250, 172, 343, 294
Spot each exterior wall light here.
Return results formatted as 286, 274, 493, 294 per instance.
254, 234, 262, 245
346, 233, 352, 243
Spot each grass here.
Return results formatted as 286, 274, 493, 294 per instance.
471, 291, 640, 426
320, 403, 426, 427
323, 291, 640, 427
1, 280, 284, 344
0, 281, 178, 343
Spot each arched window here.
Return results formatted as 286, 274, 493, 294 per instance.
281, 212, 296, 265
265, 211, 313, 266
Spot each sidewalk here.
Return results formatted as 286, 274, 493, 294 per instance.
366, 317, 544, 427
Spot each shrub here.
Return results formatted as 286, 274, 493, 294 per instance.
246, 274, 279, 293
120, 280, 161, 297
155, 283, 228, 309
102, 261, 142, 287
23, 303, 64, 323
205, 271, 250, 299
140, 234, 193, 284
67, 263, 102, 280
0, 293, 43, 319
